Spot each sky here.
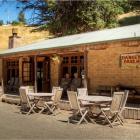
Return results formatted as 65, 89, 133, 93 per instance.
0, 0, 33, 24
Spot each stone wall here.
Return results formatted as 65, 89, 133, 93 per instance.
87, 40, 140, 92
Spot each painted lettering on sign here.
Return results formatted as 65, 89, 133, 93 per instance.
121, 53, 140, 68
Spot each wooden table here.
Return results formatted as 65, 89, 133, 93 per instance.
27, 93, 54, 97
78, 95, 112, 103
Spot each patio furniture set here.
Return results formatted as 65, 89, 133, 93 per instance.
19, 86, 129, 128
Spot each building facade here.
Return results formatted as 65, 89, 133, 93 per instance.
0, 24, 140, 104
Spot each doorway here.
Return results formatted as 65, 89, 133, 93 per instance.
37, 57, 50, 92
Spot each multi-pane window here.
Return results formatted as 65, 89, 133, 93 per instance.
22, 58, 34, 84
23, 62, 31, 82
61, 54, 84, 78
7, 60, 19, 83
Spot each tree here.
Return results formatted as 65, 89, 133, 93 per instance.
20, 0, 133, 36
11, 20, 20, 26
18, 11, 26, 24
0, 20, 3, 26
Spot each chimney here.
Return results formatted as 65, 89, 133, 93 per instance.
8, 28, 21, 49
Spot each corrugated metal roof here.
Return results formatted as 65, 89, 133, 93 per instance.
0, 24, 140, 56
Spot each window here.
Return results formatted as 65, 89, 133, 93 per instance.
61, 54, 84, 78
22, 57, 34, 84
6, 60, 19, 83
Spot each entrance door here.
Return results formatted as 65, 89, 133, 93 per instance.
37, 57, 50, 92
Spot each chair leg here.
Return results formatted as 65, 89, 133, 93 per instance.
101, 110, 113, 128
39, 107, 45, 114
112, 113, 123, 126
45, 103, 56, 115
116, 116, 123, 126
78, 110, 88, 125
118, 114, 124, 123
27, 104, 36, 115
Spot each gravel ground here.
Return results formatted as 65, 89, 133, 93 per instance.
0, 102, 140, 140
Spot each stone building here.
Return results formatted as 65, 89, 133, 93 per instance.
0, 24, 140, 105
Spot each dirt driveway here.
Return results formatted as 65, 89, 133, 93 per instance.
0, 102, 140, 140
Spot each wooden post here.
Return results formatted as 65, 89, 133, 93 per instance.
19, 57, 23, 86
0, 59, 4, 96
2, 59, 6, 94
34, 56, 37, 92
84, 49, 88, 79
83, 49, 88, 88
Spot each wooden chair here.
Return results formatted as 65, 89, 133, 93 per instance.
6, 77, 15, 92
51, 86, 61, 100
67, 91, 93, 125
19, 87, 36, 115
52, 86, 61, 94
13, 77, 19, 93
114, 90, 129, 124
40, 89, 63, 115
100, 92, 124, 128
77, 88, 88, 97
77, 88, 94, 107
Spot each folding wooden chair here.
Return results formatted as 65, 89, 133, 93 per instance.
67, 91, 93, 125
77, 88, 94, 107
6, 77, 15, 92
51, 86, 61, 100
100, 92, 124, 128
19, 87, 36, 115
40, 89, 63, 115
113, 90, 129, 124
52, 86, 61, 94
77, 88, 88, 97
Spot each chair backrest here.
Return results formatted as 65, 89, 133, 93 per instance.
19, 87, 31, 107
77, 88, 88, 97
67, 91, 80, 110
120, 90, 129, 113
9, 77, 15, 86
53, 89, 63, 104
14, 77, 19, 86
52, 86, 60, 94
28, 86, 35, 93
110, 92, 124, 112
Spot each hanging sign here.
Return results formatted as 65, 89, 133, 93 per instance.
121, 53, 140, 68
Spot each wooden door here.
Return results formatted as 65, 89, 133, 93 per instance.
42, 59, 50, 92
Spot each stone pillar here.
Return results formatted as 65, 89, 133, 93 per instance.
50, 57, 60, 88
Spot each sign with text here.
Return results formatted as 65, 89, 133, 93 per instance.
121, 53, 140, 68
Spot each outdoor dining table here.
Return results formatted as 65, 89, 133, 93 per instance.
78, 95, 112, 103
27, 92, 55, 102
27, 92, 54, 97
78, 95, 112, 123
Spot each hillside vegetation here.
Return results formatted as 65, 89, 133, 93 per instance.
0, 10, 139, 51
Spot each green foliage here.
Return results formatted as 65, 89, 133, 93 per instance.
0, 20, 3, 26
18, 11, 26, 24
119, 15, 140, 26
21, 0, 135, 36
11, 21, 20, 26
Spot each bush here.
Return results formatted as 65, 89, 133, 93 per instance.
0, 20, 3, 26
11, 21, 20, 26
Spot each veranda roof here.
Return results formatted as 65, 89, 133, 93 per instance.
0, 24, 140, 56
